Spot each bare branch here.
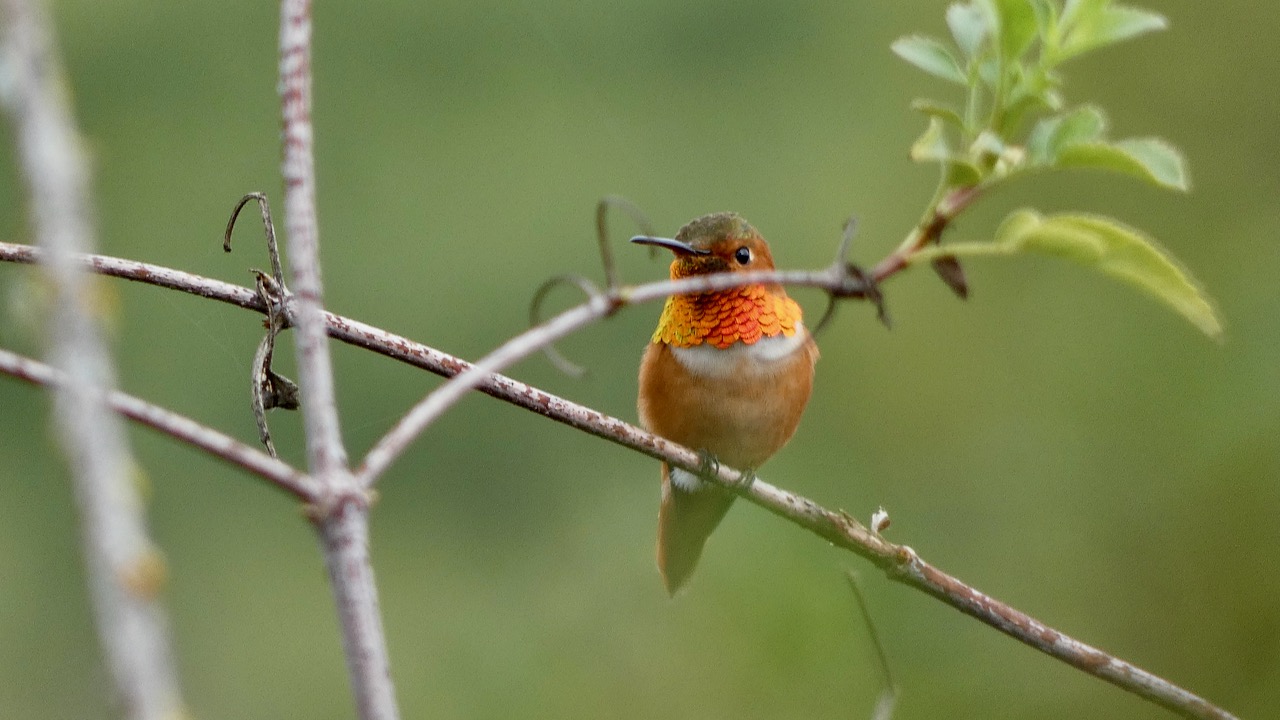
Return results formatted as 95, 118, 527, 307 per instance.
594, 195, 654, 290
276, 2, 398, 719
356, 292, 619, 486
354, 235, 880, 487
0, 349, 316, 500
0, 243, 1238, 719
0, 240, 264, 310
0, 1, 186, 717
279, 0, 348, 483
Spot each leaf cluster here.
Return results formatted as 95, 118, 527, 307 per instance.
891, 0, 1218, 337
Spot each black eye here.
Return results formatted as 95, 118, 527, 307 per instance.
734, 246, 752, 265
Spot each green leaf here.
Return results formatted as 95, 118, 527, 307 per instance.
972, 129, 1007, 160
892, 35, 967, 84
977, 56, 1000, 88
1001, 210, 1221, 338
910, 117, 985, 185
1028, 0, 1058, 35
946, 2, 991, 59
947, 159, 985, 187
910, 117, 954, 163
1027, 105, 1108, 163
1056, 138, 1190, 190
926, 209, 1222, 339
911, 98, 967, 130
1061, 4, 1167, 59
1113, 138, 1189, 189
990, 0, 1039, 60
1060, 0, 1108, 32
1002, 66, 1063, 133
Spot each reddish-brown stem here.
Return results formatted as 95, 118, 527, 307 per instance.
871, 184, 985, 283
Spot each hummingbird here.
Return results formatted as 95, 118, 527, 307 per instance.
633, 212, 818, 595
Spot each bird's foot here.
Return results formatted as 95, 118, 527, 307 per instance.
695, 451, 721, 482
693, 452, 755, 492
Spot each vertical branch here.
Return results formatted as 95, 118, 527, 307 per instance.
0, 2, 186, 719
279, 0, 346, 475
278, 2, 400, 719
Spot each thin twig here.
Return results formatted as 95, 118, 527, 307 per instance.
0, 242, 1239, 720
0, 240, 264, 309
248, 269, 300, 457
845, 571, 898, 720
356, 292, 619, 486
276, 3, 398, 720
225, 191, 286, 288
279, 0, 348, 483
594, 195, 654, 290
0, 1, 186, 717
528, 274, 602, 377
353, 235, 881, 487
0, 349, 316, 501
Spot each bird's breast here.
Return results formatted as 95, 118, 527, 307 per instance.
637, 325, 818, 472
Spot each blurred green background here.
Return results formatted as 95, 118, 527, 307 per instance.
1, 1, 1276, 718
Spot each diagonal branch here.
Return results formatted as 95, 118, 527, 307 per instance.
0, 242, 1238, 720
355, 292, 621, 486
0, 349, 316, 501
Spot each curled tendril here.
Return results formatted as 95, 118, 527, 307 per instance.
529, 274, 605, 377
596, 195, 654, 290
225, 193, 297, 456
224, 192, 285, 289
526, 197, 654, 377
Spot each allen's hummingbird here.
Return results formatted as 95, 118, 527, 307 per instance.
634, 212, 818, 595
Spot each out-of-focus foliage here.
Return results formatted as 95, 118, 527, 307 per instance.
895, 0, 1219, 339
0, 2, 1276, 719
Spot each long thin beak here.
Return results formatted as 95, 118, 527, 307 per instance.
630, 235, 711, 256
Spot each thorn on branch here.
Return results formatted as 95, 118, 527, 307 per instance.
816, 217, 891, 332
836, 215, 860, 268
931, 255, 969, 299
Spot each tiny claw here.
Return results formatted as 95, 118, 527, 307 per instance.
734, 466, 758, 491
696, 451, 721, 480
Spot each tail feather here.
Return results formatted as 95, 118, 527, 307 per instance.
656, 463, 735, 595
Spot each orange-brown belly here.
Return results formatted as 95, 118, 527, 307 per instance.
637, 334, 817, 469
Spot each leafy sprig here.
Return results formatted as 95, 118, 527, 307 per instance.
891, 0, 1220, 338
